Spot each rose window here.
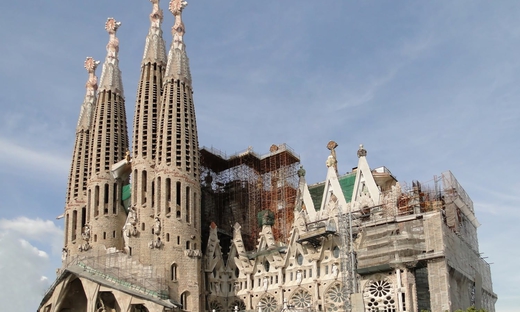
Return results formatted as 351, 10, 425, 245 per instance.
368, 279, 391, 297
325, 284, 346, 312
364, 278, 396, 312
259, 295, 278, 312
229, 299, 246, 311
290, 289, 312, 308
209, 300, 223, 312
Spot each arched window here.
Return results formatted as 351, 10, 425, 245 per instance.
296, 253, 304, 265
171, 263, 177, 281
333, 246, 340, 258
181, 291, 190, 310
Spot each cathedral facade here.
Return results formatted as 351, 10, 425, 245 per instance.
39, 1, 496, 311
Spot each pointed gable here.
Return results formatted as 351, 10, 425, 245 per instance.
351, 144, 381, 209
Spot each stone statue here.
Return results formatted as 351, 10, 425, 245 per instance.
332, 263, 339, 279
327, 140, 339, 173
296, 270, 302, 285
297, 165, 306, 178
82, 223, 91, 241
262, 277, 269, 291
154, 217, 161, 235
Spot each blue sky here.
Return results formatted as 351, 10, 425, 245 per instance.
0, 1, 519, 311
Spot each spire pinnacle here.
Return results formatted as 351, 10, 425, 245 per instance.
84, 57, 100, 96
150, 0, 164, 27
98, 18, 124, 96
169, 0, 188, 50
142, 0, 167, 65
164, 0, 191, 81
77, 57, 100, 130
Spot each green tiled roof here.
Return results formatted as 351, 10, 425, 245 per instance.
308, 173, 356, 211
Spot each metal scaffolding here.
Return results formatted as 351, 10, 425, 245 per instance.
200, 144, 300, 251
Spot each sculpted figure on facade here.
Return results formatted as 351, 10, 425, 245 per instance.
123, 205, 138, 253
296, 270, 303, 285
327, 140, 339, 173
154, 217, 161, 235
332, 262, 339, 279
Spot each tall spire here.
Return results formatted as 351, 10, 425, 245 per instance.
142, 0, 167, 65
84, 18, 130, 255
63, 57, 99, 259
99, 18, 124, 96
164, 0, 191, 82
128, 1, 169, 261
154, 2, 202, 310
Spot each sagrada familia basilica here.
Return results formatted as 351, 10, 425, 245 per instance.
38, 1, 497, 311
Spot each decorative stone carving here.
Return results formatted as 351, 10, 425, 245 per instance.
105, 18, 121, 58
184, 249, 202, 258
123, 205, 138, 253
357, 144, 367, 158
61, 248, 68, 262
79, 223, 91, 252
327, 140, 338, 173
297, 165, 306, 178
153, 217, 161, 235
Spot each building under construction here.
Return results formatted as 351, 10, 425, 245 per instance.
200, 144, 300, 252
39, 1, 496, 311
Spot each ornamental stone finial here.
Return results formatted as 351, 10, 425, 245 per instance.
84, 57, 100, 93
327, 140, 338, 173
105, 18, 121, 57
170, 0, 188, 45
357, 144, 367, 158
169, 0, 188, 16
150, 0, 164, 27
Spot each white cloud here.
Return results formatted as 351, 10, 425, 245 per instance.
0, 231, 54, 312
0, 217, 63, 255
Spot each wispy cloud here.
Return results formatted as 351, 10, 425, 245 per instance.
0, 137, 69, 177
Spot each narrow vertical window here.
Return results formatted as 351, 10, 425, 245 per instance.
72, 211, 77, 241
65, 214, 69, 246
104, 183, 109, 214
176, 181, 181, 218
185, 186, 190, 223
95, 185, 100, 216
141, 170, 147, 204
113, 183, 117, 214
171, 263, 177, 281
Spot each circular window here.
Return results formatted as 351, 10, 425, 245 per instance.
368, 280, 391, 297
259, 296, 278, 312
